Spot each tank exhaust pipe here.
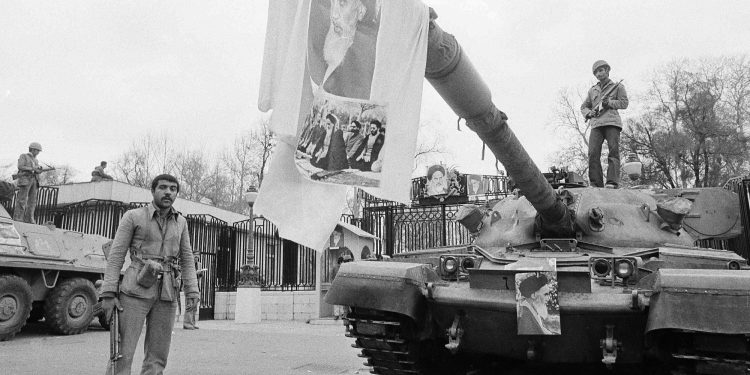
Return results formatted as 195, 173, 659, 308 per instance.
424, 10, 575, 237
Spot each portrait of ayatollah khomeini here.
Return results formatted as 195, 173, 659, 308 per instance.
307, 0, 381, 100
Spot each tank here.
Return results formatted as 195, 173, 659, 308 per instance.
0, 200, 112, 341
325, 10, 750, 375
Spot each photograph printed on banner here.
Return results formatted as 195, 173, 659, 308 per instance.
295, 92, 388, 187
307, 0, 381, 100
296, 0, 387, 186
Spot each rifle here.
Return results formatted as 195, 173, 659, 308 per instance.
107, 308, 122, 375
586, 79, 624, 122
11, 166, 55, 180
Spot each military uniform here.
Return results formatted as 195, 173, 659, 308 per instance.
183, 260, 203, 330
14, 152, 41, 223
581, 62, 629, 188
101, 204, 199, 375
91, 165, 114, 182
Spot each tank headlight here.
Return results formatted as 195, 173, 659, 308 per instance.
592, 258, 611, 277
443, 257, 458, 274
461, 257, 476, 270
615, 259, 634, 278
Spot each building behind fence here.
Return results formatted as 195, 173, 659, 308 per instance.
1, 184, 316, 320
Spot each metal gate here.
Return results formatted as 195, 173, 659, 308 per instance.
186, 214, 226, 320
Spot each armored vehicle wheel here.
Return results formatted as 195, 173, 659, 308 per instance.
346, 307, 465, 375
45, 278, 97, 335
0, 274, 33, 341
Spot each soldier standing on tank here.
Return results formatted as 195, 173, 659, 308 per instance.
13, 142, 45, 223
581, 60, 629, 188
100, 174, 199, 375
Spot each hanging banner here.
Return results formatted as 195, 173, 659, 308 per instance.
255, 0, 429, 250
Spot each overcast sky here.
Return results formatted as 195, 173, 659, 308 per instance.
1, 0, 749, 181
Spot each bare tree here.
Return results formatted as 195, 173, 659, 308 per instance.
547, 87, 592, 176
201, 162, 232, 209
622, 56, 750, 187
223, 132, 257, 213
248, 117, 275, 187
413, 120, 449, 174
114, 133, 176, 188
172, 148, 212, 202
38, 164, 78, 186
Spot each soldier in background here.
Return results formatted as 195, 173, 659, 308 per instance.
183, 260, 204, 330
91, 161, 114, 182
13, 142, 44, 223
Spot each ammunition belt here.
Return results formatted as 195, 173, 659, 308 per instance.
130, 253, 180, 273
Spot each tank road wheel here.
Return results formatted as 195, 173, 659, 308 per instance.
44, 278, 97, 335
0, 275, 33, 341
346, 307, 464, 375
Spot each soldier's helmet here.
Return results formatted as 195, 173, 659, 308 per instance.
592, 60, 610, 74
29, 142, 42, 151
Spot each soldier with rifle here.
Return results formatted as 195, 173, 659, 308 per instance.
12, 142, 54, 223
100, 174, 199, 375
580, 60, 629, 188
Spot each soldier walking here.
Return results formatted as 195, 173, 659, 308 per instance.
581, 60, 629, 188
13, 142, 45, 223
100, 174, 199, 375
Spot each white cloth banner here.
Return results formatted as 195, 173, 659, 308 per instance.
256, 0, 429, 250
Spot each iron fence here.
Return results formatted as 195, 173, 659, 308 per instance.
352, 175, 511, 256
252, 217, 316, 291
391, 205, 471, 253
217, 219, 253, 292
2, 185, 59, 224
185, 214, 226, 320
55, 199, 132, 238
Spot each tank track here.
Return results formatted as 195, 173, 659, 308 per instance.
344, 308, 453, 375
668, 332, 750, 375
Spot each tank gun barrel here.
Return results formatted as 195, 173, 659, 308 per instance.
424, 11, 574, 236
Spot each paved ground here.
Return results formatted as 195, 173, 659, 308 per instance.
0, 319, 368, 375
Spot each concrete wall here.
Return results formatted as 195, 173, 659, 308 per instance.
261, 291, 319, 321
53, 181, 250, 224
214, 290, 320, 322
215, 292, 237, 320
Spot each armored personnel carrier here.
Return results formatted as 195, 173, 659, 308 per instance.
0, 200, 110, 341
326, 11, 750, 375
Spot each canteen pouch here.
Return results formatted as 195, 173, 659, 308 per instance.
136, 260, 163, 288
